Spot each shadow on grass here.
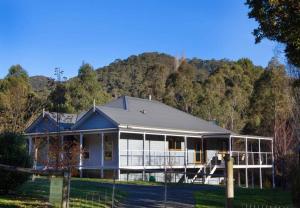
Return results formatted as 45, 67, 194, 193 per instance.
0, 177, 125, 208
194, 187, 293, 208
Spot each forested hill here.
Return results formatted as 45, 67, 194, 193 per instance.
1, 52, 295, 137
96, 52, 262, 98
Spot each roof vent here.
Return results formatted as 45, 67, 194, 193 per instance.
148, 95, 152, 100
140, 109, 147, 114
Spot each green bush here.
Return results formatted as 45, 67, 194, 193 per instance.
0, 132, 32, 194
149, 176, 156, 182
291, 167, 300, 207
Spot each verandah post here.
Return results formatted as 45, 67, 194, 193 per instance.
143, 132, 146, 181
245, 137, 248, 188
259, 138, 263, 189
117, 131, 121, 180
79, 132, 83, 178
184, 136, 187, 183
164, 134, 167, 208
271, 138, 275, 188
101, 132, 104, 178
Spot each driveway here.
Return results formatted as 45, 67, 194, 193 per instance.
113, 183, 220, 208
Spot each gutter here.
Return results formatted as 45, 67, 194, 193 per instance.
118, 124, 230, 135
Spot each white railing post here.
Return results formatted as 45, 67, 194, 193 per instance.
184, 136, 187, 183
259, 138, 263, 189
271, 138, 275, 188
143, 133, 146, 180
164, 135, 167, 169
117, 131, 121, 180
229, 135, 232, 156
79, 132, 83, 178
245, 137, 248, 188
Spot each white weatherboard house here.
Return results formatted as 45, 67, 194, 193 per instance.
25, 96, 274, 188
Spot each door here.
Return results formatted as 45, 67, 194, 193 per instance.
194, 141, 202, 163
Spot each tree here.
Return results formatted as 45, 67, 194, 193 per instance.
6, 65, 29, 81
164, 60, 199, 113
0, 66, 41, 133
47, 82, 70, 113
246, 0, 300, 67
197, 60, 261, 132
66, 63, 110, 112
140, 64, 169, 100
0, 132, 32, 194
244, 58, 299, 187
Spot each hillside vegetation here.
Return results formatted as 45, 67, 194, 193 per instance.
1, 52, 297, 137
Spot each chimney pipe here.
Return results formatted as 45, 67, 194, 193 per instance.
93, 99, 96, 112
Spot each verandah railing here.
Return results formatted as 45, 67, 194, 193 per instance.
231, 151, 272, 166
120, 150, 273, 167
119, 150, 185, 166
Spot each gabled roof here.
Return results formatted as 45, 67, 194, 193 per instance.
25, 111, 84, 133
26, 96, 232, 135
97, 96, 231, 134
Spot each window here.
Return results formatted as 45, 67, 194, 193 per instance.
168, 138, 182, 150
104, 136, 113, 161
82, 137, 89, 159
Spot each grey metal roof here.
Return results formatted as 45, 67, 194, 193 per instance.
99, 96, 231, 134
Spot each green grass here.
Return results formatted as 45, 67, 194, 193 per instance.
194, 186, 293, 208
0, 177, 125, 208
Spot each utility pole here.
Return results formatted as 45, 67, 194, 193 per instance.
53, 67, 70, 208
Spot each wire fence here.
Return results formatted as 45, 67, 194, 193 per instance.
241, 204, 291, 208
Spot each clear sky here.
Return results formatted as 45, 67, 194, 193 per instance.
0, 0, 276, 79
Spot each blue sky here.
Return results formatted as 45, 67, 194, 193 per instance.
0, 0, 276, 79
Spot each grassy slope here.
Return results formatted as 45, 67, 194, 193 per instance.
195, 187, 293, 208
0, 177, 124, 208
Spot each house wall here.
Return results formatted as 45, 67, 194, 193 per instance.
119, 170, 185, 183
82, 134, 102, 168
35, 137, 48, 167
187, 137, 202, 164
82, 132, 118, 168
119, 133, 187, 167
119, 133, 144, 166
103, 133, 119, 167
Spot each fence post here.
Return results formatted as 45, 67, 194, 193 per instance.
164, 169, 167, 208
225, 154, 234, 208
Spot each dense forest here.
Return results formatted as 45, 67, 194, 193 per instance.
0, 52, 299, 154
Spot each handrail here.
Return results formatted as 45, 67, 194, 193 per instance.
191, 156, 214, 183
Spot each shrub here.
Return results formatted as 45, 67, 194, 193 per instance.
0, 132, 32, 194
149, 175, 156, 182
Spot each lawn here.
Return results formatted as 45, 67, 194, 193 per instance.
194, 186, 293, 208
0, 177, 125, 208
